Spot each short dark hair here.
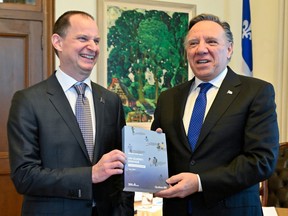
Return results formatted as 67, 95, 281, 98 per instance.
186, 13, 233, 44
52, 10, 94, 55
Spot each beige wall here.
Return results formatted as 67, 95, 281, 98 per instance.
55, 0, 286, 141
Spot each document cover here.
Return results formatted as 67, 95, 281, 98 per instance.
122, 125, 169, 193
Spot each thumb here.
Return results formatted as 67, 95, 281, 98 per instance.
156, 128, 163, 133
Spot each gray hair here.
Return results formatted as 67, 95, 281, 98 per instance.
185, 13, 233, 44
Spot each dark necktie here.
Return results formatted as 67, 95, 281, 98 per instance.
187, 83, 213, 151
74, 83, 94, 161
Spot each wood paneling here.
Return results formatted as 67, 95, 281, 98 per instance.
0, 174, 23, 216
0, 1, 54, 215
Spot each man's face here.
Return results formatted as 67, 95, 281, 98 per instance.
54, 14, 100, 81
185, 20, 233, 82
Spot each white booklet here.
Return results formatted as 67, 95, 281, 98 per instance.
122, 125, 169, 193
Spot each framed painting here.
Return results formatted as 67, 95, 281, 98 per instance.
97, 0, 196, 129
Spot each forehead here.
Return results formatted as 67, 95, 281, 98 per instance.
188, 20, 225, 38
67, 14, 99, 35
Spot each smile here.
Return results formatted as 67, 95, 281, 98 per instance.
80, 54, 95, 60
197, 60, 209, 64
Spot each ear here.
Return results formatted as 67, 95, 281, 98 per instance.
51, 34, 63, 53
227, 42, 233, 59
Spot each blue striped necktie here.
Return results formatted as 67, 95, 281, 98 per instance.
74, 83, 94, 161
187, 83, 213, 151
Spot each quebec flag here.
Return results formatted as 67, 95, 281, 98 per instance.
242, 0, 253, 76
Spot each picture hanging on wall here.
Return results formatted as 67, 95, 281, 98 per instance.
97, 0, 196, 129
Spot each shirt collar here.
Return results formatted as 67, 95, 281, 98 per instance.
55, 68, 92, 92
192, 67, 228, 91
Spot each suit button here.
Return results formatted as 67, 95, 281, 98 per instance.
190, 160, 196, 166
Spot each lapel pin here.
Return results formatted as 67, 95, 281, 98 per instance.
227, 90, 233, 95
100, 97, 105, 104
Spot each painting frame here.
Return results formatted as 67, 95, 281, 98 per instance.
97, 0, 196, 129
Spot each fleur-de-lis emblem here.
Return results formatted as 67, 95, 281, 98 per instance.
242, 20, 252, 40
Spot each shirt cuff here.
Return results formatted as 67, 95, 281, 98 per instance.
197, 174, 203, 192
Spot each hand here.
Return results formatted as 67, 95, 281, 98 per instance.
92, 149, 126, 183
154, 173, 199, 198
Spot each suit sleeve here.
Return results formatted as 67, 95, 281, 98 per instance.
7, 90, 93, 200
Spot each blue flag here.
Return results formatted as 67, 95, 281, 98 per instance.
242, 0, 253, 76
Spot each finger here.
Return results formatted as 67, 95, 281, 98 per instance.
154, 186, 178, 198
102, 159, 125, 170
166, 175, 181, 185
104, 150, 126, 163
112, 160, 125, 169
110, 149, 126, 158
156, 128, 163, 133
106, 167, 124, 176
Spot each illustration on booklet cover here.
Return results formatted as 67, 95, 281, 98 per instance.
122, 125, 169, 193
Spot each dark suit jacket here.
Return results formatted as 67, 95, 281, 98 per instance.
151, 67, 279, 216
7, 74, 134, 216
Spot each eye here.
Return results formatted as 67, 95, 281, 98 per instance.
207, 40, 218, 46
78, 36, 88, 42
93, 38, 100, 45
187, 40, 198, 48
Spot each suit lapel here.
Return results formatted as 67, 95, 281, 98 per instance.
195, 68, 242, 151
46, 74, 90, 160
91, 83, 105, 163
174, 80, 195, 151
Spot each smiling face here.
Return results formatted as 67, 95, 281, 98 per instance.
52, 14, 100, 81
185, 20, 233, 82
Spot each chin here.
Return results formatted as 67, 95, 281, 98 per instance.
81, 64, 95, 71
195, 72, 215, 81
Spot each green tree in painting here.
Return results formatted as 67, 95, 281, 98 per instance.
107, 10, 144, 87
136, 17, 179, 103
169, 12, 189, 86
107, 7, 188, 121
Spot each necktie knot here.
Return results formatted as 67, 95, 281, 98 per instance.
74, 82, 86, 96
199, 82, 213, 94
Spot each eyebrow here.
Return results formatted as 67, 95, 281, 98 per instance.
76, 34, 100, 40
205, 36, 218, 40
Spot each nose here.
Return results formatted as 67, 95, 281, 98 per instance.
87, 40, 99, 51
195, 41, 208, 55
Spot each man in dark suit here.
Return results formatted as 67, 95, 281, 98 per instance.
7, 11, 134, 216
151, 14, 279, 216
